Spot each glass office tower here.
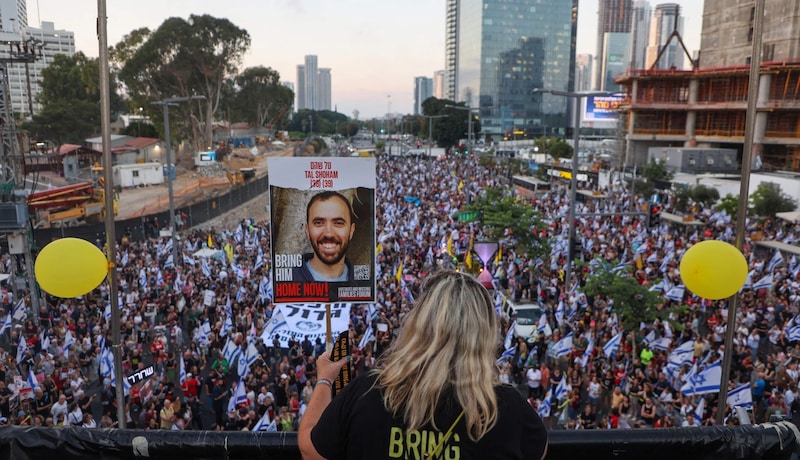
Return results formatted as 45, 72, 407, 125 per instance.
454, 0, 579, 139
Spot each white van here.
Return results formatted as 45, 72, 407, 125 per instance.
504, 299, 545, 339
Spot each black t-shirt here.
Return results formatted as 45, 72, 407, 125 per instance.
311, 374, 547, 460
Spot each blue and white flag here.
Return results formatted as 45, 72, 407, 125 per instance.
741, 270, 754, 291
726, 383, 753, 408
0, 313, 11, 336
642, 330, 656, 347
651, 337, 672, 352
786, 322, 800, 342
681, 361, 722, 396
611, 262, 628, 274
539, 388, 552, 418
496, 346, 517, 365
227, 378, 248, 413
504, 321, 516, 350
27, 367, 40, 391
253, 410, 272, 431
11, 298, 25, 322
555, 332, 573, 357
649, 279, 664, 292
665, 285, 685, 302
254, 249, 265, 271
753, 274, 773, 291
555, 300, 565, 325
179, 353, 187, 386
183, 254, 196, 267
659, 252, 674, 273
554, 376, 569, 401
695, 396, 705, 421
767, 249, 784, 273
198, 320, 212, 343
366, 304, 379, 324
258, 275, 272, 304
359, 325, 375, 350
163, 254, 174, 270
220, 315, 234, 338
603, 332, 623, 358
16, 335, 28, 363
261, 308, 288, 343
201, 258, 212, 278
223, 336, 241, 364
668, 340, 695, 367
537, 314, 552, 338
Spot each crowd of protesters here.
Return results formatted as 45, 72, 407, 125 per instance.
0, 151, 798, 433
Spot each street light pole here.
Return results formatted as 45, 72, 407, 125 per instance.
423, 115, 447, 158
152, 96, 206, 268
444, 104, 479, 152
533, 89, 614, 295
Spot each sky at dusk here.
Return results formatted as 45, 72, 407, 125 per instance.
34, 0, 703, 118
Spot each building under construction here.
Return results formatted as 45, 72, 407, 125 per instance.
616, 61, 800, 171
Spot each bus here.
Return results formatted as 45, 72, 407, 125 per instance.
512, 175, 551, 198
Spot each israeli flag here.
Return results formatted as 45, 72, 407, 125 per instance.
741, 270, 754, 291
16, 335, 28, 363
668, 340, 695, 367
254, 249, 265, 271
261, 308, 287, 343
504, 321, 516, 350
234, 225, 243, 243
120, 251, 129, 267
179, 353, 187, 386
40, 330, 50, 352
220, 315, 234, 338
554, 376, 569, 401
539, 388, 552, 418
555, 332, 573, 357
651, 337, 672, 352
496, 346, 516, 365
366, 304, 379, 324
555, 300, 565, 325
139, 267, 147, 288
201, 258, 212, 278
236, 285, 247, 303
659, 252, 673, 273
359, 325, 375, 350
223, 336, 242, 364
767, 249, 784, 273
649, 279, 664, 293
753, 274, 773, 291
726, 383, 753, 408
603, 332, 623, 358
27, 368, 40, 391
100, 347, 113, 377
253, 411, 272, 431
537, 314, 552, 338
665, 285, 685, 302
199, 320, 212, 342
695, 396, 705, 421
11, 298, 25, 322
227, 378, 248, 413
163, 254, 174, 269
785, 322, 800, 342
183, 254, 196, 267
0, 313, 11, 336
258, 275, 272, 303
680, 361, 722, 396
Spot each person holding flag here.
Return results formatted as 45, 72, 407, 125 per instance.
299, 270, 548, 460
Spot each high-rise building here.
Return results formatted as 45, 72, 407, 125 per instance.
295, 56, 332, 111
444, 0, 458, 101
317, 68, 331, 111
601, 33, 630, 91
304, 55, 318, 111
296, 65, 306, 110
448, 0, 578, 139
701, 0, 800, 67
433, 70, 446, 99
646, 3, 684, 70
0, 0, 27, 32
413, 76, 433, 115
281, 81, 295, 115
575, 54, 593, 92
596, 0, 633, 89
629, 1, 651, 70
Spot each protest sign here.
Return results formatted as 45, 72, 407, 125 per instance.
268, 157, 376, 303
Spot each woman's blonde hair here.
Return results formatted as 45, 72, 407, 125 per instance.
373, 270, 499, 441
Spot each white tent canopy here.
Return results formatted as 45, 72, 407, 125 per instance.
776, 211, 800, 223
193, 248, 225, 260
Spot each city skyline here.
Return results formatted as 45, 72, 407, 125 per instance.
34, 0, 704, 119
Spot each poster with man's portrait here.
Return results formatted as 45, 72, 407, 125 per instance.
268, 157, 376, 304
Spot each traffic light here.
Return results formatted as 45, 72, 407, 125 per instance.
646, 203, 662, 227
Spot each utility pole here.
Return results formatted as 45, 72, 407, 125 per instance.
151, 96, 206, 269
533, 89, 615, 295
422, 115, 446, 159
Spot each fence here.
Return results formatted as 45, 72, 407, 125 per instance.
32, 175, 269, 249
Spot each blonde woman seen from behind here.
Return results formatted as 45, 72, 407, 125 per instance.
299, 270, 548, 460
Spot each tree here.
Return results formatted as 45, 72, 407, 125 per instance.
461, 187, 549, 259
120, 122, 160, 138
421, 97, 480, 148
232, 66, 294, 129
22, 52, 124, 146
549, 140, 573, 160
113, 15, 251, 156
642, 159, 674, 183
750, 182, 797, 218
582, 260, 672, 357
690, 184, 720, 208
717, 194, 739, 219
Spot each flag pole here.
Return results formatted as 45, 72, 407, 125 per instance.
325, 303, 332, 352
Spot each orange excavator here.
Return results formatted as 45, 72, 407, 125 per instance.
26, 180, 117, 228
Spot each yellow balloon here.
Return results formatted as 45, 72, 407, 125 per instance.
35, 238, 108, 298
679, 240, 747, 300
